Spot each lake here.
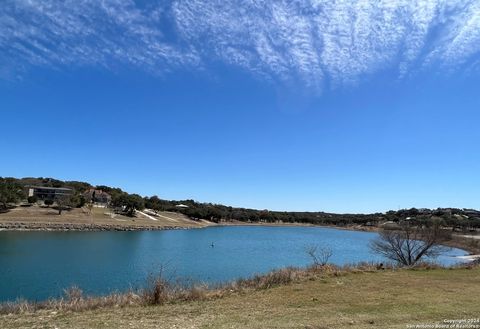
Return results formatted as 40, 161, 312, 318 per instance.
0, 226, 468, 302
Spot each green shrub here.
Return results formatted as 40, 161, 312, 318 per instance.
44, 199, 54, 207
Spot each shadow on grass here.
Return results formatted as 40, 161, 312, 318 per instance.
0, 205, 17, 214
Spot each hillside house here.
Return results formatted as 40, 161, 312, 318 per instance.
26, 186, 73, 201
84, 189, 112, 207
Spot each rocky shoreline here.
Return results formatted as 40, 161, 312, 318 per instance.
0, 222, 189, 232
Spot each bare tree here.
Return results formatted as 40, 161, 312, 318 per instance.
86, 202, 93, 215
305, 244, 333, 267
370, 221, 450, 267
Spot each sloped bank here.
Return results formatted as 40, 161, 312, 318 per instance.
0, 222, 194, 232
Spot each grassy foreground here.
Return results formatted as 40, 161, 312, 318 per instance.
1, 267, 479, 329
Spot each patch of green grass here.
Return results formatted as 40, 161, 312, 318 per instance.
1, 268, 479, 329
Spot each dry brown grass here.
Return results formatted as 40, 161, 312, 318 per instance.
0, 205, 209, 230
1, 266, 479, 329
0, 288, 143, 315
0, 266, 318, 315
1, 262, 477, 316
449, 234, 480, 253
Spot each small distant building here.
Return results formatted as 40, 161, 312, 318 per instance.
175, 204, 189, 208
463, 209, 480, 217
84, 189, 111, 207
26, 186, 73, 201
379, 221, 400, 229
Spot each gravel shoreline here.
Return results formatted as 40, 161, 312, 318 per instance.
0, 222, 190, 232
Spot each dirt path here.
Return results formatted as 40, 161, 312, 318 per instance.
135, 210, 158, 221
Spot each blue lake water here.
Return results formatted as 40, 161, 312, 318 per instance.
0, 226, 469, 302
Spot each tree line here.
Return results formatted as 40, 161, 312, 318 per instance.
1, 177, 479, 229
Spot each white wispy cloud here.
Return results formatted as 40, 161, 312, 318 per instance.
440, 1, 480, 67
1, 0, 480, 88
0, 0, 199, 78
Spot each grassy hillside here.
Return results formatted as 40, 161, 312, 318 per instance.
0, 204, 210, 230
2, 267, 479, 329
2, 177, 480, 230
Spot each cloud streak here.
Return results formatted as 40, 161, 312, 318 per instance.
0, 0, 199, 77
1, 0, 480, 88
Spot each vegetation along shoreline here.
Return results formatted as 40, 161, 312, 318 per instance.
1, 176, 479, 256
1, 262, 479, 328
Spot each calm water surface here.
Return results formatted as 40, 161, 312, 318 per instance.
0, 226, 468, 301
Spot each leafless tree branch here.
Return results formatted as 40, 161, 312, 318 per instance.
370, 220, 450, 266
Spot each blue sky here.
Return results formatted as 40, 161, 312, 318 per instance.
1, 0, 480, 213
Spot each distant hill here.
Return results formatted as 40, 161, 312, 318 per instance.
3, 176, 480, 230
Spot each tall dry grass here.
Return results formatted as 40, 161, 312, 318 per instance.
1, 261, 477, 315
